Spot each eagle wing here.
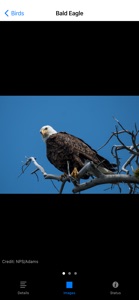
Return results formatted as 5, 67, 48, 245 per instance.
65, 132, 116, 171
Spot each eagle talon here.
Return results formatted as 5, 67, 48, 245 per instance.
71, 167, 79, 179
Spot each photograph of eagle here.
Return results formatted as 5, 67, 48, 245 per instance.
40, 125, 116, 179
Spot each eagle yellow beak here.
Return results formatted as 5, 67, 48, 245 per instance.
40, 129, 45, 137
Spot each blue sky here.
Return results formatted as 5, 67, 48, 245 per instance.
0, 96, 138, 194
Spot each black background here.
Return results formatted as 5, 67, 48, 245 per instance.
0, 21, 139, 298
1, 195, 139, 298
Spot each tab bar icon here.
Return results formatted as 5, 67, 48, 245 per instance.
20, 281, 27, 289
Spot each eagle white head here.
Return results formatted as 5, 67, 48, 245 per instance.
40, 125, 57, 142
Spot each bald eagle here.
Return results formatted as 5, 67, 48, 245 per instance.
40, 125, 116, 179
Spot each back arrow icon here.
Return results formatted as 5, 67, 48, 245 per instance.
5, 10, 9, 17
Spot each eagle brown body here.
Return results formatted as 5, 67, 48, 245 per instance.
40, 125, 116, 179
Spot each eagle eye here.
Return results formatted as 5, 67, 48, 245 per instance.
45, 127, 48, 130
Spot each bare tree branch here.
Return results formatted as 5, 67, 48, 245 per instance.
113, 133, 139, 156
20, 156, 139, 194
19, 157, 62, 181
77, 161, 105, 179
113, 116, 133, 135
121, 153, 136, 174
72, 174, 139, 193
97, 134, 114, 151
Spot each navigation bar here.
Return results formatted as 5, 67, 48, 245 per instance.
0, 0, 139, 21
